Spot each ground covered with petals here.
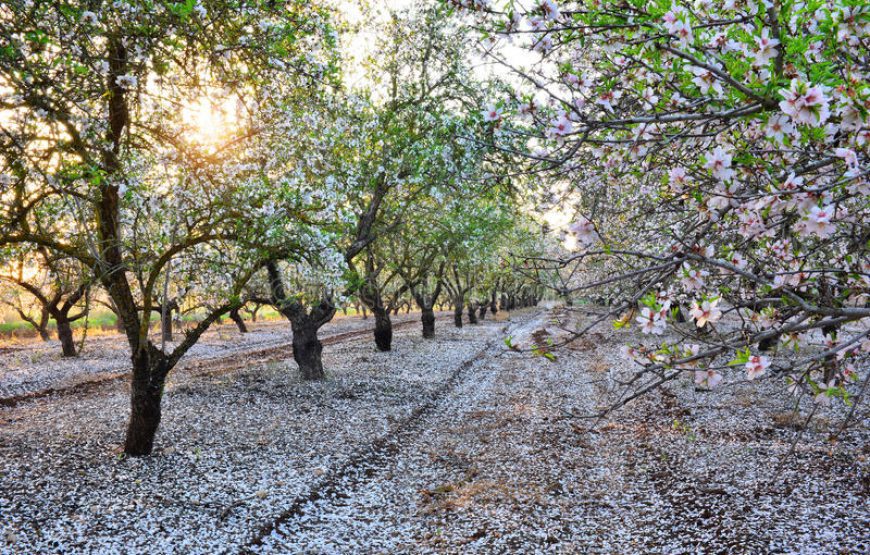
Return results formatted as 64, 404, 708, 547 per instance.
1, 309, 867, 554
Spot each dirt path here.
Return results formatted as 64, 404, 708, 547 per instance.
0, 312, 514, 554
248, 310, 869, 555
243, 313, 536, 553
1, 308, 866, 554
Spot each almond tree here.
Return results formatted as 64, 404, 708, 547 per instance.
457, 0, 868, 417
0, 0, 337, 455
0, 247, 90, 355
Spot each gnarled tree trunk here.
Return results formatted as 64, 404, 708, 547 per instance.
124, 344, 176, 456
421, 308, 435, 338
265, 261, 335, 381
453, 298, 464, 328
229, 307, 248, 333
372, 307, 392, 351
56, 316, 77, 358
291, 319, 325, 380
467, 302, 478, 324
161, 309, 173, 343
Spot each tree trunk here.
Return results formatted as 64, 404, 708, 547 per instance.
373, 307, 392, 351
453, 298, 463, 328
361, 304, 368, 319
230, 307, 248, 333
291, 320, 325, 380
161, 308, 173, 343
467, 302, 478, 324
124, 354, 166, 456
421, 307, 435, 338
490, 293, 498, 315
478, 304, 487, 320
56, 316, 77, 357
38, 326, 51, 342
820, 278, 840, 382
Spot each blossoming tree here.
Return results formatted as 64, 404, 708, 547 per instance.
0, 0, 338, 454
452, 0, 868, 416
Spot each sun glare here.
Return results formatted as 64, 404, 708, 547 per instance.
181, 97, 238, 146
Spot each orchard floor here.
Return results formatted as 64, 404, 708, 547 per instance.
1, 308, 867, 554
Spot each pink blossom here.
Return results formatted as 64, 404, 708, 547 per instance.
678, 343, 701, 369
681, 264, 708, 292
482, 104, 502, 123
704, 146, 735, 181
737, 209, 766, 239
540, 0, 560, 21
745, 355, 770, 380
727, 251, 747, 270
780, 173, 804, 192
837, 102, 865, 131
636, 307, 666, 335
689, 299, 722, 328
669, 166, 690, 189
801, 205, 836, 238
691, 67, 724, 97
753, 28, 780, 65
533, 36, 554, 53
765, 114, 794, 143
527, 16, 544, 32
596, 90, 621, 113
568, 216, 597, 245
694, 369, 723, 389
670, 20, 693, 48
834, 148, 858, 168
518, 100, 537, 121
805, 41, 823, 61
779, 79, 831, 127
548, 113, 573, 137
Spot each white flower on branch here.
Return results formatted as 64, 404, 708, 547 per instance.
695, 369, 723, 389
636, 307, 666, 335
779, 79, 831, 127
745, 355, 770, 380
689, 299, 721, 328
482, 104, 502, 123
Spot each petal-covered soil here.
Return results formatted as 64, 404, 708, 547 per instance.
1, 309, 867, 554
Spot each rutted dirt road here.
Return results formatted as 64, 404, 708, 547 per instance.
1, 308, 867, 554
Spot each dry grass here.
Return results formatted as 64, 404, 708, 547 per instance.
589, 360, 610, 373
419, 479, 515, 513
772, 411, 806, 431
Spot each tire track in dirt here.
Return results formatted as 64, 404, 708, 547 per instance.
239, 312, 539, 554
0, 316, 438, 409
